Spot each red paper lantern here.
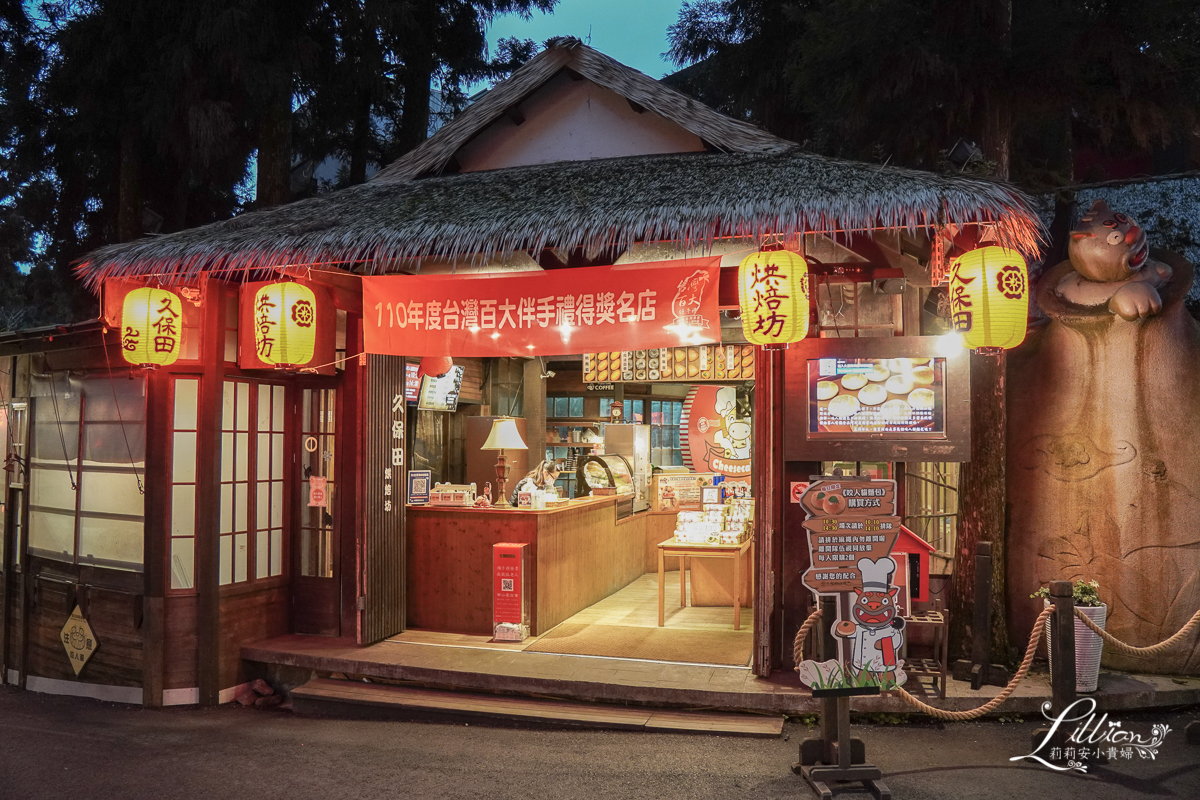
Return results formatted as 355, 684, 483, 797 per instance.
417, 356, 454, 379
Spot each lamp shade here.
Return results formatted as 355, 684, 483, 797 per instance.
253, 282, 317, 367
948, 246, 1029, 350
121, 287, 183, 367
738, 250, 810, 346
417, 356, 454, 379
481, 418, 528, 451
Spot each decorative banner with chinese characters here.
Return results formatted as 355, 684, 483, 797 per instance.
362, 258, 721, 357
238, 280, 337, 374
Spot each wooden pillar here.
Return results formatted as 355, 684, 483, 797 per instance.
340, 316, 362, 639
195, 277, 226, 705
753, 345, 784, 676
522, 358, 545, 461
141, 365, 170, 708
949, 351, 1010, 662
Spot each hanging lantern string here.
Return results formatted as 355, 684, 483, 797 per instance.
101, 330, 145, 495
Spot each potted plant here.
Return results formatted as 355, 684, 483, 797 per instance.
1032, 580, 1107, 693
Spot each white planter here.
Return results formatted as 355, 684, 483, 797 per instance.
1044, 600, 1107, 693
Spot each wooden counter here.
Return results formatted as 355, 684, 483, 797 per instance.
406, 496, 645, 635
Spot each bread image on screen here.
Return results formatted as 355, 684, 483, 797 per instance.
816, 381, 839, 401
912, 365, 935, 386
841, 373, 869, 391
885, 375, 915, 395
858, 384, 888, 406
827, 394, 861, 419
908, 388, 935, 410
867, 363, 891, 382
881, 399, 912, 423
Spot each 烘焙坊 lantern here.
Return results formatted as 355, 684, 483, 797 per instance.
738, 250, 810, 346
121, 286, 183, 367
948, 246, 1029, 350
254, 282, 317, 367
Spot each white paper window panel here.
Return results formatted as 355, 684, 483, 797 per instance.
272, 386, 285, 432
181, 326, 200, 361
28, 465, 78, 512
235, 385, 249, 432
79, 516, 143, 567
172, 484, 195, 538
234, 483, 248, 533
224, 330, 237, 363
271, 529, 282, 575
219, 535, 232, 585
257, 385, 272, 432
173, 432, 197, 483
256, 530, 269, 579
271, 481, 283, 527
221, 433, 234, 482
257, 434, 270, 481
220, 484, 233, 534
235, 433, 248, 481
271, 434, 284, 480
173, 379, 199, 430
222, 382, 235, 430
257, 482, 270, 529
234, 532, 248, 582
170, 537, 195, 589
28, 510, 75, 558
80, 471, 144, 517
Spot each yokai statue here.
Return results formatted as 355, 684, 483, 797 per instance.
1007, 199, 1200, 673
834, 557, 907, 687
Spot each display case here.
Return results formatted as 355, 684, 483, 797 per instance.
576, 453, 635, 519
603, 424, 650, 512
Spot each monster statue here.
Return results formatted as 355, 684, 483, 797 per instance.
1007, 199, 1200, 673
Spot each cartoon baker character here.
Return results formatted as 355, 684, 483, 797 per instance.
834, 556, 907, 686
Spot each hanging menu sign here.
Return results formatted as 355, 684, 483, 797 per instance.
583, 344, 755, 383
363, 258, 721, 358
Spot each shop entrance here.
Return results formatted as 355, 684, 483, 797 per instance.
292, 385, 340, 635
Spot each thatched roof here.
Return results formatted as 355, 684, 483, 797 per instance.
375, 37, 792, 182
77, 147, 1044, 286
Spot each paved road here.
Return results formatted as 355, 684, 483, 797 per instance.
0, 687, 1196, 800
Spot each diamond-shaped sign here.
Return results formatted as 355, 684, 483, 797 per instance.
60, 606, 98, 676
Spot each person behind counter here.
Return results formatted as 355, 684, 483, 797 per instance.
510, 459, 562, 505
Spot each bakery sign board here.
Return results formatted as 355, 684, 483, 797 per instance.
796, 478, 908, 693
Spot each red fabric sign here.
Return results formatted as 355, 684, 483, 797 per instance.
362, 258, 721, 357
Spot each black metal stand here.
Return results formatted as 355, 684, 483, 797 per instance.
793, 597, 892, 800
950, 542, 1010, 688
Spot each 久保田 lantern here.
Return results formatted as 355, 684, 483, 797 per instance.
948, 246, 1029, 350
738, 250, 810, 346
121, 286, 182, 367
254, 282, 317, 367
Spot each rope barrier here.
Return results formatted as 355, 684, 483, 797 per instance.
895, 605, 1053, 721
792, 607, 824, 666
1073, 606, 1200, 657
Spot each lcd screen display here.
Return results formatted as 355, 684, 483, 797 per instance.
807, 357, 946, 437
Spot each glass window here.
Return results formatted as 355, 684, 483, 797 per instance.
568, 396, 584, 418
299, 388, 337, 579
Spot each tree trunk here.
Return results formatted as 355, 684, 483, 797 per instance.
348, 92, 373, 185
257, 77, 293, 208
949, 351, 1012, 662
394, 0, 436, 158
117, 124, 142, 242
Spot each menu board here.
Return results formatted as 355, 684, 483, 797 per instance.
583, 345, 755, 383
799, 478, 900, 596
808, 357, 945, 436
417, 365, 464, 411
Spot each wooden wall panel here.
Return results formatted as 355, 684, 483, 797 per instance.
643, 513, 679, 573
458, 357, 486, 405
537, 505, 644, 633
407, 508, 538, 635
218, 586, 288, 690
689, 559, 755, 608
26, 560, 143, 687
163, 595, 198, 690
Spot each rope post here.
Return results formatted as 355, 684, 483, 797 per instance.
952, 542, 1010, 688
1049, 580, 1077, 714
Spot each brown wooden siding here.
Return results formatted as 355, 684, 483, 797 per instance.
164, 594, 198, 690
218, 585, 288, 689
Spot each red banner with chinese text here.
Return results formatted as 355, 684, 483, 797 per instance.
362, 258, 721, 357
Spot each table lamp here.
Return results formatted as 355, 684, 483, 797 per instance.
481, 418, 527, 509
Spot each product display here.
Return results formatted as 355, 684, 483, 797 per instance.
673, 496, 753, 545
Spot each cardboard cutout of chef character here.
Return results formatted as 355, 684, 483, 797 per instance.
834, 557, 907, 687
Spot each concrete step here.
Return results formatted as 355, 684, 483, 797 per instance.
291, 678, 784, 737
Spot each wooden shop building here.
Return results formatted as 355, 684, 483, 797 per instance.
0, 39, 1041, 706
